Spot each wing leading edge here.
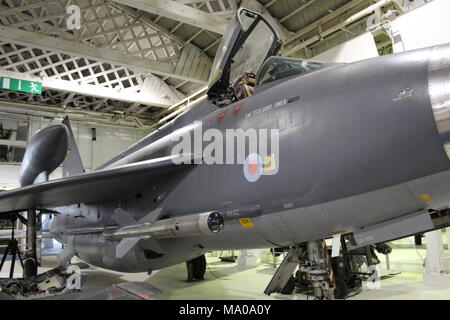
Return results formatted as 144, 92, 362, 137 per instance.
0, 154, 197, 213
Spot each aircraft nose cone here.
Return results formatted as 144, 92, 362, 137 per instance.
428, 44, 450, 159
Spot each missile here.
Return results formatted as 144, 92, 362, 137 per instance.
104, 211, 225, 241
103, 210, 224, 258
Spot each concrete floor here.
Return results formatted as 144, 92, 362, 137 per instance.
1, 235, 450, 300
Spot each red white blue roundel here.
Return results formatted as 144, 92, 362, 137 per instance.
243, 153, 263, 182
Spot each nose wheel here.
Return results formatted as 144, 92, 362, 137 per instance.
264, 243, 336, 300
303, 240, 335, 300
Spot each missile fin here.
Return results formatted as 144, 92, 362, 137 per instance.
138, 207, 163, 224
116, 237, 140, 258
114, 208, 137, 227
58, 238, 75, 266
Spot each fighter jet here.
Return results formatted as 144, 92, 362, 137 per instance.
0, 8, 450, 299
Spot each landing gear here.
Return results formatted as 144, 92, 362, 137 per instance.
301, 240, 335, 300
333, 276, 348, 299
265, 235, 390, 300
264, 242, 335, 300
186, 255, 206, 282
23, 209, 39, 278
280, 275, 295, 294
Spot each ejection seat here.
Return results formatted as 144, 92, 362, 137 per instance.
233, 72, 256, 101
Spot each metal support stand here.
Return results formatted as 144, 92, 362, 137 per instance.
423, 230, 449, 288
364, 246, 374, 266
272, 248, 277, 267
385, 253, 390, 271
23, 209, 38, 278
0, 216, 24, 278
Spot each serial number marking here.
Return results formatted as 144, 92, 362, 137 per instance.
244, 96, 299, 120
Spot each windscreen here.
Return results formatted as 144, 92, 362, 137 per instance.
256, 57, 325, 87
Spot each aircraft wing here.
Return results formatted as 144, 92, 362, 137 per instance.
0, 154, 197, 213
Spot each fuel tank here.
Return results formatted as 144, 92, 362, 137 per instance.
70, 233, 206, 272
19, 124, 69, 186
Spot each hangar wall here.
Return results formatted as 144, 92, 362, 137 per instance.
0, 116, 146, 189
313, 32, 379, 63
313, 0, 450, 62
60, 121, 146, 171
390, 0, 450, 51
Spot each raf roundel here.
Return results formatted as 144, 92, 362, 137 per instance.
243, 153, 263, 183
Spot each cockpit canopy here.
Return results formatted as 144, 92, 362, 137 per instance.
228, 18, 276, 86
206, 8, 337, 106
207, 8, 282, 105
256, 56, 336, 88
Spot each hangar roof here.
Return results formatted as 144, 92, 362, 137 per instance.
0, 0, 424, 128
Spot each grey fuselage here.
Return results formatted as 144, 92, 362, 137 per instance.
51, 44, 450, 273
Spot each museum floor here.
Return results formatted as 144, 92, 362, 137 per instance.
1, 235, 450, 300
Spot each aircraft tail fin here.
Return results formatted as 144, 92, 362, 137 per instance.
62, 116, 85, 177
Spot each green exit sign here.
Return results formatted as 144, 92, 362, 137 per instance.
0, 77, 42, 95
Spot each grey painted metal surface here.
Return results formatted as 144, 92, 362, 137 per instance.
429, 44, 450, 159
61, 117, 85, 177
0, 10, 450, 274
50, 43, 450, 272
0, 155, 195, 212
19, 124, 69, 186
351, 210, 436, 248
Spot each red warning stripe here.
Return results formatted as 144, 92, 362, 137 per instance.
216, 110, 228, 123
